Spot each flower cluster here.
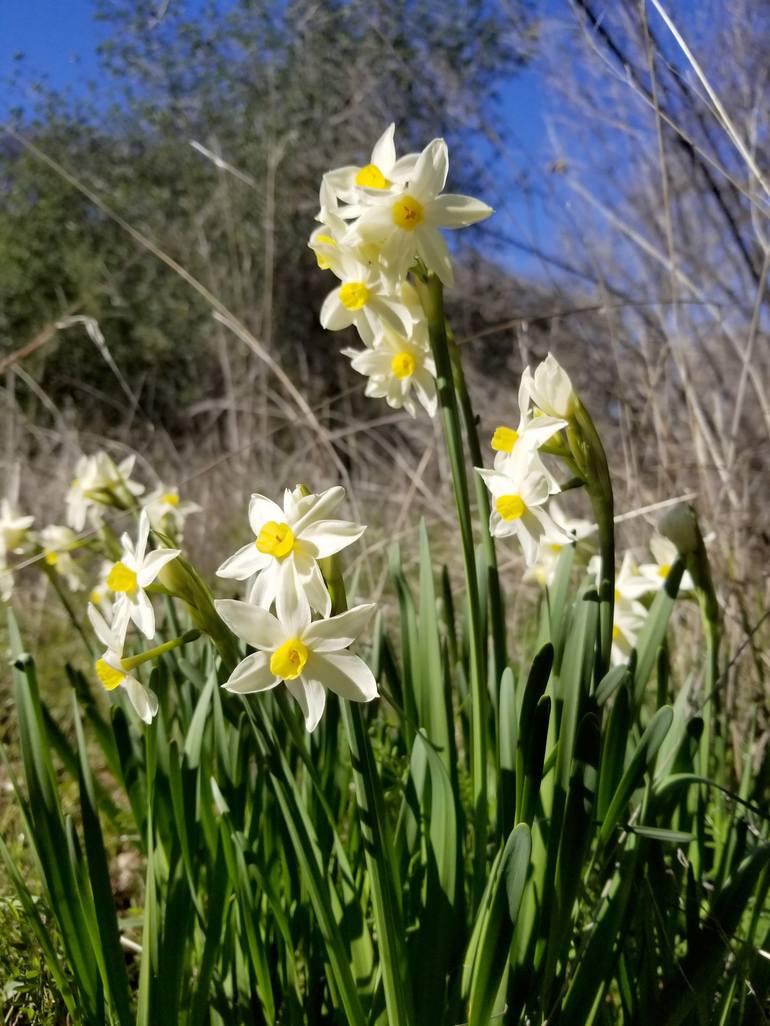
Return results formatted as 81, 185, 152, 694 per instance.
215, 485, 377, 731
2, 449, 202, 723
477, 355, 578, 567
311, 125, 492, 418
600, 534, 694, 666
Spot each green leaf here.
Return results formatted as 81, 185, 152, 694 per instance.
632, 562, 684, 709
599, 706, 674, 847
73, 697, 134, 1026
467, 824, 532, 1026
409, 731, 459, 1022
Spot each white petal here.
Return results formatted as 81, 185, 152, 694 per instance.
516, 513, 545, 567
275, 560, 312, 635
247, 494, 285, 536
110, 598, 132, 644
131, 590, 156, 640
381, 227, 417, 281
412, 371, 438, 418
367, 296, 412, 336
370, 123, 396, 171
476, 467, 520, 499
299, 519, 366, 558
303, 652, 378, 702
521, 472, 550, 509
293, 486, 345, 534
350, 348, 393, 376
303, 603, 376, 652
426, 193, 493, 229
410, 138, 448, 201
223, 651, 280, 694
214, 599, 284, 649
216, 543, 270, 581
124, 676, 158, 724
300, 559, 332, 617
88, 602, 123, 651
248, 561, 281, 608
137, 547, 180, 587
286, 677, 326, 732
416, 227, 454, 286
320, 289, 354, 331
135, 510, 150, 563
344, 204, 393, 245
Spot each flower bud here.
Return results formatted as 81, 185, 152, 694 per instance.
657, 503, 700, 555
523, 354, 576, 419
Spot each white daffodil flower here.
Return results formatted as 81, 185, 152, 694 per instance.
107, 510, 180, 640
477, 447, 571, 566
319, 252, 412, 347
638, 534, 694, 592
0, 499, 34, 554
610, 596, 647, 667
215, 587, 377, 732
613, 551, 657, 602
322, 123, 419, 207
309, 224, 345, 275
342, 322, 437, 418
344, 138, 492, 286
521, 354, 577, 420
66, 451, 145, 531
491, 377, 567, 491
40, 524, 85, 592
216, 486, 365, 617
524, 500, 596, 587
144, 486, 201, 533
88, 603, 158, 724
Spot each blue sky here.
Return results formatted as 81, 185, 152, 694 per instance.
0, 0, 109, 110
0, 0, 719, 287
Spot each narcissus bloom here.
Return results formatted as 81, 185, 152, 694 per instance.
322, 123, 418, 207
319, 252, 412, 347
343, 323, 437, 418
610, 596, 647, 667
88, 603, 158, 724
344, 138, 492, 286
144, 485, 201, 533
638, 534, 694, 592
525, 500, 596, 587
521, 354, 577, 420
40, 524, 85, 592
216, 588, 377, 732
0, 499, 34, 554
491, 378, 566, 489
66, 451, 144, 531
216, 486, 365, 617
108, 510, 180, 639
477, 447, 570, 566
0, 500, 34, 602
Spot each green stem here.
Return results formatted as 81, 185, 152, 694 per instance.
446, 328, 507, 685
570, 401, 615, 677
321, 557, 416, 1026
122, 629, 200, 671
414, 272, 488, 903
42, 564, 94, 658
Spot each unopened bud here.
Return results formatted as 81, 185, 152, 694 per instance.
657, 503, 700, 556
